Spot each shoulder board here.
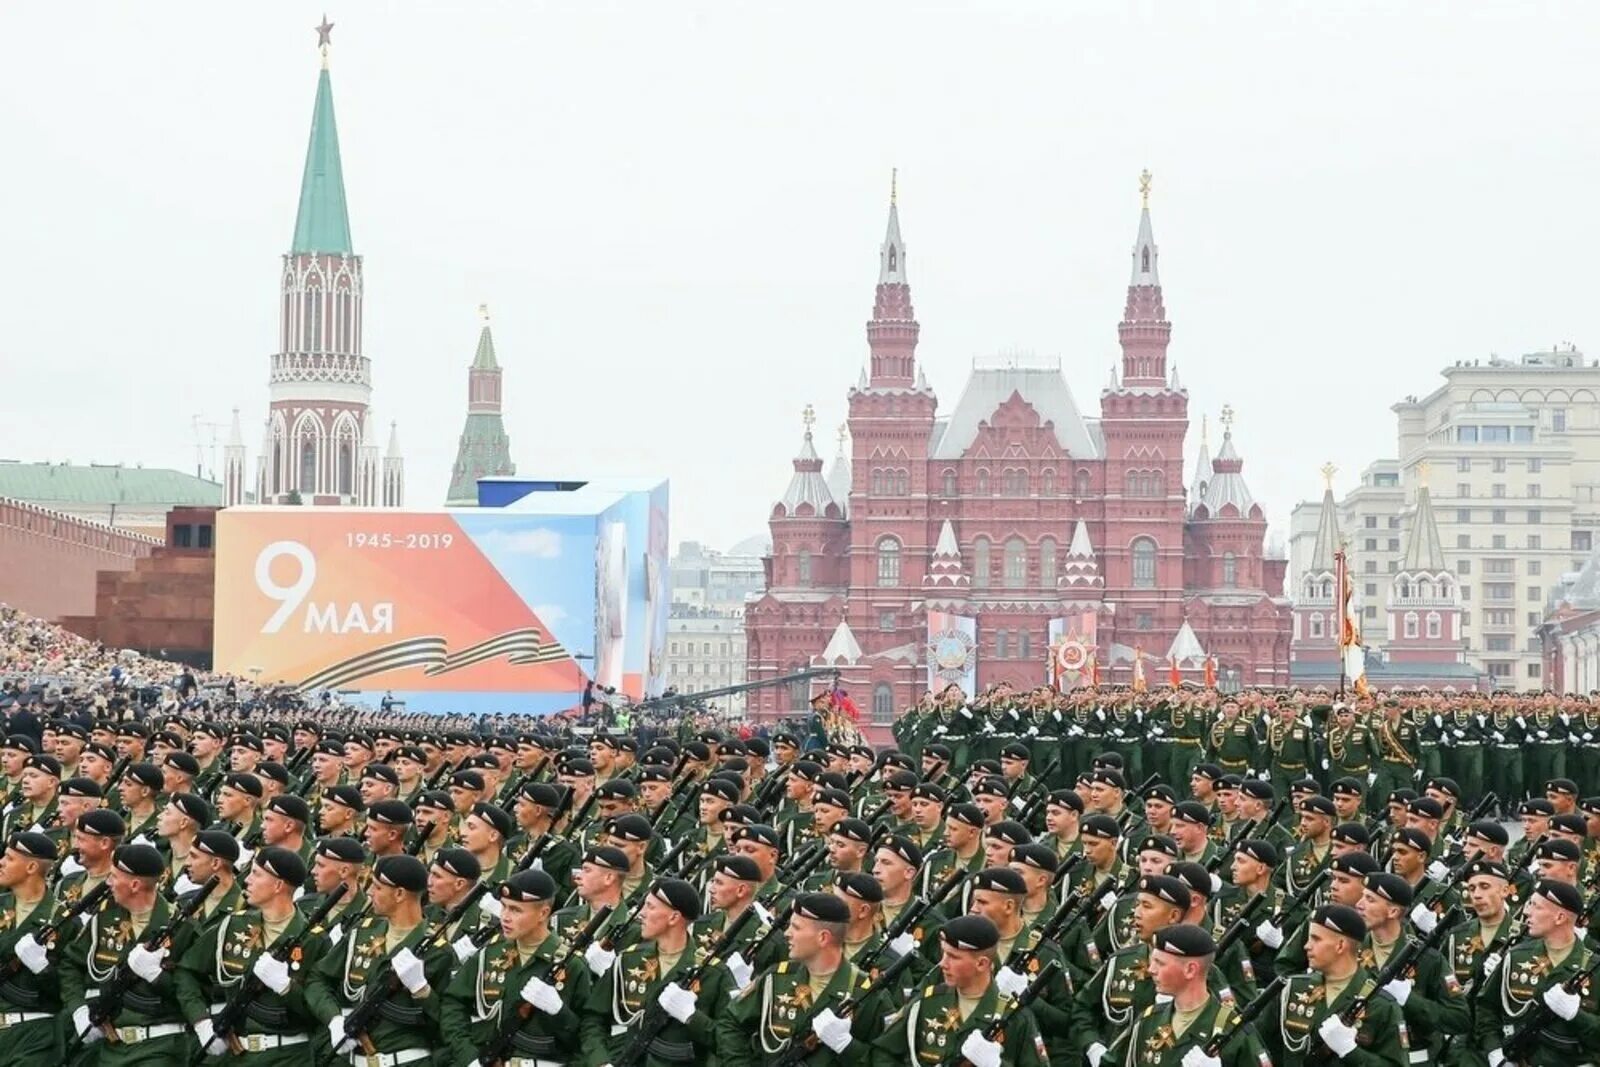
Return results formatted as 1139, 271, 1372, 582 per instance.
1141, 1005, 1157, 1018
922, 984, 938, 998
777, 961, 790, 974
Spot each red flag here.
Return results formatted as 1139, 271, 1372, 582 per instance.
1204, 655, 1217, 689
1168, 657, 1181, 688
832, 685, 861, 721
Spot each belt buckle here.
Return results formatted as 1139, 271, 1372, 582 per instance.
118, 1026, 140, 1044
363, 1054, 384, 1067
246, 1034, 265, 1052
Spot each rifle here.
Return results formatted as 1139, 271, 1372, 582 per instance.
855, 886, 939, 973
1337, 906, 1460, 1026
772, 947, 921, 1067
749, 763, 794, 813
104, 755, 132, 790
760, 841, 831, 907
614, 907, 758, 1066
562, 787, 602, 838
214, 883, 348, 1053
70, 874, 220, 1051
648, 774, 696, 831
477, 904, 613, 1067
493, 753, 550, 808
511, 785, 576, 871
1266, 867, 1331, 928
653, 834, 698, 876
1501, 945, 1600, 1061
1213, 893, 1267, 959
1049, 853, 1086, 889
1207, 820, 1259, 874
1004, 879, 1096, 974
738, 901, 795, 968
952, 959, 1062, 1066
0, 881, 109, 981
1130, 773, 1162, 797
1202, 975, 1286, 1056
329, 882, 493, 1064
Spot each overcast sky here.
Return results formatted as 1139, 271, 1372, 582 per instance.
2, 3, 1596, 553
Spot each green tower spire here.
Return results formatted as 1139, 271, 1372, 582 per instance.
290, 23, 353, 256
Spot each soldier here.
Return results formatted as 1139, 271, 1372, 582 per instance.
920, 802, 987, 898
1355, 872, 1468, 1063
1473, 879, 1598, 1066
157, 791, 211, 888
1265, 704, 1317, 800
1325, 703, 1380, 790
0, 832, 67, 1066
1213, 838, 1282, 980
1169, 862, 1258, 1000
317, 783, 364, 840
175, 845, 321, 1063
0, 754, 60, 842
1445, 858, 1517, 998
1523, 695, 1568, 792
1371, 704, 1422, 815
554, 846, 630, 944
1037, 790, 1085, 866
55, 807, 123, 909
298, 836, 367, 937
1171, 802, 1220, 868
1485, 699, 1526, 816
1104, 923, 1273, 1067
1267, 852, 1380, 980
870, 913, 1049, 1067
1277, 796, 1336, 898
1207, 699, 1257, 780
1261, 904, 1411, 1067
117, 762, 163, 843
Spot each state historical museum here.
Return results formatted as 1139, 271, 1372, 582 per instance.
746, 176, 1291, 724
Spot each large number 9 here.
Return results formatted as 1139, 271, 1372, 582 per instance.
255, 540, 316, 634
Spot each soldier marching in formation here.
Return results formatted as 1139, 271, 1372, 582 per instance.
0, 676, 1592, 1065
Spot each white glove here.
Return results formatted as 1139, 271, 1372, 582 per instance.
1087, 1041, 1109, 1067
725, 951, 754, 990
1425, 860, 1450, 882
1010, 795, 1028, 810
1575, 925, 1588, 944
172, 873, 200, 896
520, 975, 564, 1015
1098, 889, 1119, 912
328, 1011, 356, 1055
585, 942, 617, 976
1367, 771, 1377, 786
1543, 983, 1581, 1021
127, 942, 168, 983
960, 1030, 1004, 1067
195, 1017, 228, 1056
1538, 730, 1549, 739
1182, 1047, 1223, 1067
1492, 732, 1505, 743
889, 932, 918, 957
1383, 977, 1412, 1006
1318, 1014, 1359, 1058
1480, 950, 1503, 978
236, 848, 254, 868
73, 1004, 102, 1044
479, 894, 503, 920
657, 980, 698, 1023
1488, 1049, 1505, 1067
390, 946, 428, 995
1255, 921, 1284, 949
13, 932, 49, 974
812, 1007, 853, 1053
1409, 903, 1438, 934
995, 965, 1028, 997
328, 922, 346, 946
452, 934, 478, 963
60, 855, 84, 878
252, 952, 292, 995
1209, 873, 1223, 894
1321, 759, 1330, 770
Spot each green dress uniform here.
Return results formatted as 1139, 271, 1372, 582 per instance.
1065, 704, 1105, 784
1208, 716, 1259, 778
1146, 702, 1176, 792
1067, 943, 1239, 1059
1414, 709, 1444, 784
1485, 710, 1525, 816
1441, 709, 1486, 806
1326, 718, 1380, 787
577, 936, 722, 1067
0, 801, 58, 846
869, 977, 1049, 1067
1522, 709, 1568, 793
1107, 995, 1273, 1067
1167, 702, 1209, 788
1277, 840, 1333, 899
1359, 934, 1468, 1063
1106, 705, 1145, 787
303, 914, 449, 1063
59, 894, 200, 1067
172, 905, 330, 1064
1569, 705, 1600, 792
1372, 715, 1422, 814
0, 889, 65, 1067
716, 957, 884, 1067
1267, 717, 1318, 799
1472, 937, 1600, 1067
1263, 967, 1411, 1067
437, 929, 590, 1067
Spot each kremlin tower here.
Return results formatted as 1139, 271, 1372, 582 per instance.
445, 306, 518, 505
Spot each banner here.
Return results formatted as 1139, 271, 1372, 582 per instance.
1048, 610, 1098, 690
925, 610, 977, 696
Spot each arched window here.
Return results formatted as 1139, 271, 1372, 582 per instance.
300, 440, 317, 494
872, 684, 895, 725
1142, 247, 1151, 273
1321, 579, 1333, 599
976, 469, 990, 495
1039, 536, 1058, 587
1075, 470, 1091, 497
942, 469, 957, 497
876, 537, 901, 586
797, 550, 811, 586
1003, 469, 1027, 496
1019, 630, 1032, 661
1131, 537, 1157, 588
1404, 612, 1419, 639
788, 671, 809, 711
1222, 551, 1237, 588
1426, 612, 1442, 639
870, 469, 883, 495
1004, 537, 1027, 587
896, 470, 910, 496
996, 630, 1009, 658
1041, 469, 1055, 495
1310, 614, 1325, 639
973, 537, 991, 589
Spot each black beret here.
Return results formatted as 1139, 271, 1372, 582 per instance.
1546, 778, 1579, 797
797, 889, 855, 920
940, 914, 1000, 952
911, 782, 948, 803
1520, 799, 1556, 816
314, 837, 367, 864
651, 877, 701, 921
1000, 743, 1031, 761
1313, 903, 1367, 941
1466, 820, 1510, 847
125, 762, 164, 791
635, 766, 672, 785
1047, 790, 1084, 813
771, 733, 800, 749
1298, 796, 1336, 818
972, 776, 1010, 800
1, 735, 38, 754
502, 869, 557, 902
373, 855, 428, 893
1291, 777, 1321, 793
170, 792, 213, 827
948, 802, 986, 829
1331, 852, 1381, 877
113, 843, 165, 878
720, 804, 760, 827
1091, 752, 1125, 770
1173, 802, 1212, 827
471, 802, 514, 840
1092, 768, 1127, 790
7, 831, 55, 862
1535, 837, 1582, 862
325, 784, 365, 811
583, 846, 630, 873
1330, 778, 1365, 798
232, 734, 264, 753
880, 752, 913, 772
413, 790, 453, 814
1146, 785, 1179, 805
1581, 797, 1600, 817
1407, 797, 1444, 820
23, 754, 60, 777
256, 846, 307, 886
1138, 834, 1181, 859
834, 873, 883, 905
60, 777, 102, 799
969, 760, 1003, 778
1238, 838, 1279, 867
734, 823, 781, 851
1532, 878, 1584, 914
1152, 923, 1216, 958
82, 742, 116, 763
596, 778, 638, 800
366, 799, 414, 826
268, 794, 311, 825
744, 738, 770, 758
701, 778, 741, 803
972, 867, 1027, 895
711, 854, 762, 882
76, 809, 126, 837
362, 763, 399, 786
433, 847, 481, 881
256, 762, 290, 787
1464, 858, 1510, 882
1392, 828, 1433, 854
520, 782, 563, 808
1010, 843, 1057, 874
1170, 862, 1213, 900
450, 770, 486, 791
222, 773, 263, 799
1331, 823, 1371, 847
1550, 813, 1588, 836
923, 743, 953, 760
195, 829, 241, 864
1364, 872, 1413, 907
831, 818, 872, 845
1193, 764, 1224, 783
790, 760, 822, 783
1138, 874, 1192, 910
1386, 789, 1418, 807
1240, 779, 1275, 802
987, 820, 1032, 847
394, 745, 426, 764
1081, 814, 1121, 839
813, 788, 851, 810
606, 813, 653, 844
1423, 777, 1461, 799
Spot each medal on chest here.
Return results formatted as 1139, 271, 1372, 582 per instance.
1141, 1023, 1175, 1065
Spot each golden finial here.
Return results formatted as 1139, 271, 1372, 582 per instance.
316, 15, 334, 68
1320, 462, 1337, 490
1139, 169, 1153, 208
1219, 403, 1235, 431
1416, 460, 1431, 488
837, 422, 848, 448
477, 303, 490, 324
802, 404, 816, 433
1200, 413, 1209, 447
890, 168, 898, 207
